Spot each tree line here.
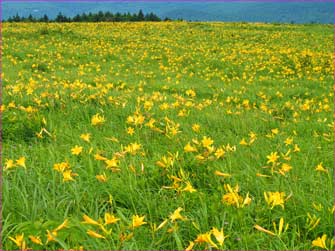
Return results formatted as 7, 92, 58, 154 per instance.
5, 10, 174, 22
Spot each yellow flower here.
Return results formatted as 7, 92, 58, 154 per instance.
127, 127, 135, 135
87, 230, 105, 239
169, 207, 186, 222
29, 235, 43, 245
96, 173, 108, 182
119, 232, 134, 242
312, 234, 328, 249
46, 230, 57, 243
256, 173, 271, 178
91, 113, 105, 126
16, 156, 26, 168
82, 214, 100, 226
63, 170, 76, 182
184, 142, 197, 153
132, 215, 147, 228
89, 147, 93, 155
185, 241, 195, 251
249, 131, 257, 141
222, 184, 251, 208
271, 128, 279, 135
182, 181, 197, 193
154, 219, 168, 232
222, 184, 243, 207
145, 118, 156, 128
124, 142, 141, 155
186, 89, 196, 97
201, 136, 214, 148
266, 152, 279, 165
293, 144, 300, 152
195, 232, 218, 248
104, 213, 120, 225
211, 227, 227, 246
4, 159, 15, 170
94, 153, 107, 161
71, 145, 83, 155
312, 202, 323, 211
54, 219, 69, 232
80, 133, 91, 142
306, 213, 320, 231
279, 163, 292, 175
254, 224, 276, 236
105, 136, 119, 142
264, 191, 286, 209
214, 171, 231, 177
105, 158, 119, 169
242, 192, 252, 207
239, 138, 248, 146
144, 100, 153, 110
8, 101, 16, 108
222, 192, 243, 207
195, 154, 205, 161
272, 217, 289, 236
214, 148, 225, 159
192, 124, 200, 132
281, 149, 291, 161
284, 137, 293, 146
315, 162, 328, 173
53, 161, 70, 172
9, 233, 26, 249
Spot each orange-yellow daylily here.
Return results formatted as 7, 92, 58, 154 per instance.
87, 230, 105, 239
254, 224, 276, 236
312, 234, 328, 249
16, 156, 26, 168
9, 233, 26, 249
266, 152, 279, 165
315, 162, 328, 173
104, 213, 120, 225
214, 171, 231, 177
184, 142, 197, 153
169, 207, 186, 222
29, 235, 43, 245
96, 173, 108, 182
54, 219, 69, 231
80, 133, 91, 142
132, 215, 147, 228
91, 113, 105, 126
211, 227, 228, 246
201, 136, 214, 148
82, 214, 100, 226
195, 232, 218, 248
264, 191, 286, 209
71, 145, 83, 155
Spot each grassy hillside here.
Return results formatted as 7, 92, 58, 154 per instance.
2, 22, 334, 250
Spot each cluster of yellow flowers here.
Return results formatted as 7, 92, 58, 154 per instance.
3, 22, 333, 250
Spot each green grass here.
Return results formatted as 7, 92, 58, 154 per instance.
2, 22, 334, 250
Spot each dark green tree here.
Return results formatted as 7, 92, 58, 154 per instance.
55, 12, 66, 22
5, 10, 168, 23
13, 13, 21, 22
42, 14, 49, 22
138, 10, 145, 21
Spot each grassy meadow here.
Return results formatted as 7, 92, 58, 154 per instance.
2, 22, 334, 250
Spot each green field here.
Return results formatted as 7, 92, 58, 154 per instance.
2, 22, 334, 250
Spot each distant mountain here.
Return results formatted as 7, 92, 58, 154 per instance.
2, 1, 334, 23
